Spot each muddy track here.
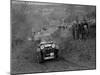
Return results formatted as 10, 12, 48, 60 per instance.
11, 56, 89, 74
37, 56, 89, 71
60, 57, 89, 68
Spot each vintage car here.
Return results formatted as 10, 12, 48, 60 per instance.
36, 41, 59, 63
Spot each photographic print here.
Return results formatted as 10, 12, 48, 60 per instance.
11, 0, 96, 74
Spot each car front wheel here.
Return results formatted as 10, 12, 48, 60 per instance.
54, 49, 59, 59
37, 51, 44, 63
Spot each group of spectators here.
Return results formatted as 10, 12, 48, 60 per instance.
72, 20, 89, 40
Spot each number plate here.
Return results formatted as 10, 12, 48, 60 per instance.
50, 53, 54, 56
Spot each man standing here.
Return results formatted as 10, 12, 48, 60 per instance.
78, 20, 88, 40
82, 20, 89, 40
72, 21, 79, 40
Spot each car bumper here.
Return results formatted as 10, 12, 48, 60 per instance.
44, 56, 54, 60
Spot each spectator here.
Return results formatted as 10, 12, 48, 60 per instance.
78, 20, 89, 40
72, 21, 79, 40
82, 20, 89, 40
78, 21, 83, 40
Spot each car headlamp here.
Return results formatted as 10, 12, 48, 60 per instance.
40, 45, 44, 49
52, 44, 55, 48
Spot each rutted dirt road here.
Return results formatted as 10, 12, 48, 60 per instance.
11, 38, 95, 74
11, 55, 88, 74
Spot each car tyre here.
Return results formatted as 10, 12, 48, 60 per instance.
54, 49, 59, 59
37, 51, 44, 63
